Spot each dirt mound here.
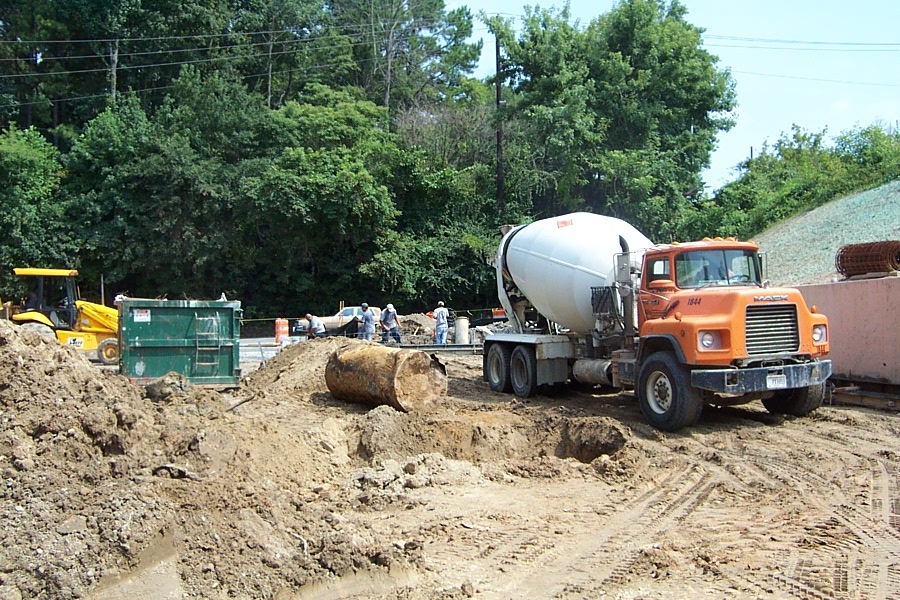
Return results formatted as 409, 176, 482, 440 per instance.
4, 315, 900, 598
399, 313, 435, 346
241, 335, 352, 396
400, 313, 434, 333
0, 320, 225, 598
0, 326, 634, 599
0, 327, 401, 599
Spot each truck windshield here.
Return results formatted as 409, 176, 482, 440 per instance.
675, 249, 761, 288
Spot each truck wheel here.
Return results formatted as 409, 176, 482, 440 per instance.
637, 351, 703, 432
484, 343, 513, 392
762, 384, 825, 416
510, 345, 538, 398
19, 322, 56, 342
98, 338, 119, 365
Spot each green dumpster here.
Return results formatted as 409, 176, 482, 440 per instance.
118, 298, 242, 388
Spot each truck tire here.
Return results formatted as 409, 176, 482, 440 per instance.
510, 345, 538, 398
762, 383, 825, 416
484, 343, 513, 392
98, 338, 119, 366
637, 351, 703, 432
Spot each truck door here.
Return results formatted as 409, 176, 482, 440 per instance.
640, 256, 674, 322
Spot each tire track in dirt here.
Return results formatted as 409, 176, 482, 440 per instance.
462, 465, 717, 599
677, 419, 900, 600
415, 463, 701, 598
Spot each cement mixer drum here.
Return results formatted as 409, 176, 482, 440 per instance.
500, 212, 653, 335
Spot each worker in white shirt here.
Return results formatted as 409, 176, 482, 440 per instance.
434, 301, 449, 345
305, 313, 326, 338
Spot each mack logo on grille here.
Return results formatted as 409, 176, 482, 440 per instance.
753, 295, 789, 301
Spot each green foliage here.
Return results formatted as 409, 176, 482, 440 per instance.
0, 126, 75, 295
330, 0, 481, 120
3, 0, 896, 319
236, 145, 396, 314
488, 0, 736, 240
359, 148, 498, 306
678, 125, 900, 241
63, 75, 251, 299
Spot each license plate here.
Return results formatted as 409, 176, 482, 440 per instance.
766, 374, 787, 389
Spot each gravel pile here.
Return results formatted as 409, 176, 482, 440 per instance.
752, 180, 900, 286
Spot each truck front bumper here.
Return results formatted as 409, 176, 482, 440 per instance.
691, 360, 832, 394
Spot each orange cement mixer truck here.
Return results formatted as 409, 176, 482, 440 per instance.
483, 212, 832, 431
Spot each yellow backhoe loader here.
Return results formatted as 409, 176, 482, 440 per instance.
9, 268, 119, 365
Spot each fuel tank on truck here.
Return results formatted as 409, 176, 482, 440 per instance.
501, 212, 653, 335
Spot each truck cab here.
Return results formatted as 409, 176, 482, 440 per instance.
621, 238, 831, 429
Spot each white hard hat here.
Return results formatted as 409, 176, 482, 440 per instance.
438, 301, 444, 306
387, 303, 394, 310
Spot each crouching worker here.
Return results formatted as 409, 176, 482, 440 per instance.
305, 313, 326, 338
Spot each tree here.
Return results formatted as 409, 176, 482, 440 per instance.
229, 86, 399, 314
0, 125, 74, 294
354, 144, 497, 306
487, 0, 736, 240
64, 70, 270, 300
330, 0, 480, 123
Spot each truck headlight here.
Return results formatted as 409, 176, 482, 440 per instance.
698, 331, 720, 350
812, 324, 827, 344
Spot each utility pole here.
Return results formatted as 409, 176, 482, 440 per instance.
495, 36, 504, 220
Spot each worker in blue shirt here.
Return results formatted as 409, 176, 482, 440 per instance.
359, 303, 377, 341
380, 303, 402, 344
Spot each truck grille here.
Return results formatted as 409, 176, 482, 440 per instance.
745, 305, 799, 355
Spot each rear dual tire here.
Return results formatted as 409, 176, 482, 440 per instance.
485, 343, 538, 397
485, 343, 512, 392
510, 345, 537, 397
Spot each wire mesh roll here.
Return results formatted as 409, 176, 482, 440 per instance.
834, 241, 900, 277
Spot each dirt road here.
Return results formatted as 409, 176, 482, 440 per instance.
1, 324, 898, 600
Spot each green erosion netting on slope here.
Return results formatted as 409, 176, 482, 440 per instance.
752, 180, 900, 286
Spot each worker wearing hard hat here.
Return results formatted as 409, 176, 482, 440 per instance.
434, 301, 449, 345
380, 303, 402, 344
359, 303, 377, 341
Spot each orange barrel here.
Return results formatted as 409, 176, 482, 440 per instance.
275, 318, 289, 344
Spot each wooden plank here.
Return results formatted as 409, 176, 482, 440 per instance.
831, 386, 900, 411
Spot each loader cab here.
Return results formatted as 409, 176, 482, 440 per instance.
11, 268, 80, 330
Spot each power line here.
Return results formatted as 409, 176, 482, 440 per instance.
704, 34, 900, 47
0, 27, 491, 82
732, 69, 900, 88
707, 42, 900, 53
0, 23, 491, 82
0, 18, 478, 46
0, 53, 407, 112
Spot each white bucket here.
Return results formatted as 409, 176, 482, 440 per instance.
454, 317, 469, 345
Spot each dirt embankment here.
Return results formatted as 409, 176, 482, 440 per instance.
755, 180, 900, 285
2, 320, 900, 599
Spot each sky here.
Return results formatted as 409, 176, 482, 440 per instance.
453, 0, 900, 192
